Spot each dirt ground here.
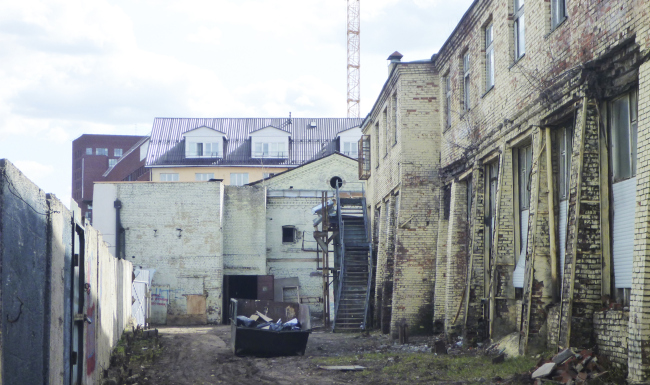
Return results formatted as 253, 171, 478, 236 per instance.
114, 325, 541, 385
138, 325, 396, 385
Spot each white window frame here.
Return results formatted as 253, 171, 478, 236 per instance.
463, 53, 471, 111
195, 173, 214, 181
96, 148, 108, 156
186, 141, 222, 158
514, 0, 525, 60
114, 148, 123, 157
252, 141, 287, 158
342, 141, 359, 158
108, 159, 118, 169
230, 173, 249, 186
551, 0, 566, 29
610, 90, 638, 183
160, 173, 179, 182
485, 24, 494, 91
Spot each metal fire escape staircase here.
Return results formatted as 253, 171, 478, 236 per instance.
332, 187, 372, 332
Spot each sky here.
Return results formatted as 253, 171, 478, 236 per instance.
0, 0, 473, 207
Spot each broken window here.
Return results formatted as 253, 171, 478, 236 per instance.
485, 24, 494, 91
514, 0, 525, 60
282, 226, 296, 243
551, 0, 566, 29
463, 53, 471, 111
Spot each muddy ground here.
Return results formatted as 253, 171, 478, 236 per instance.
107, 325, 553, 385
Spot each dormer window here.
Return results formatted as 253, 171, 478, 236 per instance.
336, 126, 362, 159
183, 126, 226, 159
187, 142, 222, 157
253, 141, 287, 158
250, 126, 291, 159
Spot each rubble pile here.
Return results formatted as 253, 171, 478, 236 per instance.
236, 311, 301, 331
531, 348, 607, 384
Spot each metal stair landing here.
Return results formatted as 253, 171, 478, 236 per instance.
333, 194, 372, 332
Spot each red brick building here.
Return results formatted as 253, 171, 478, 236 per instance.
72, 134, 147, 221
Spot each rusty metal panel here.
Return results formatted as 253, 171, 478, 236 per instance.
257, 275, 275, 300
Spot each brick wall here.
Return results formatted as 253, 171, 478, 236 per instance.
425, 0, 648, 366
363, 61, 440, 336
223, 185, 266, 275
115, 182, 224, 323
594, 310, 629, 367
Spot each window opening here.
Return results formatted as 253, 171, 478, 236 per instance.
551, 0, 566, 29
463, 53, 471, 110
195, 173, 215, 181
446, 76, 452, 127
96, 148, 108, 156
282, 226, 296, 243
330, 176, 343, 189
514, 0, 525, 59
86, 148, 92, 155
230, 173, 249, 186
485, 24, 494, 90
514, 145, 532, 288
114, 148, 123, 157
160, 173, 179, 182
392, 92, 398, 144
108, 159, 118, 169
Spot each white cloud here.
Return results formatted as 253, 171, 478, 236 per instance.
12, 160, 54, 180
0, 0, 475, 203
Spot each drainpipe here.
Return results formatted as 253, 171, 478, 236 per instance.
114, 199, 122, 259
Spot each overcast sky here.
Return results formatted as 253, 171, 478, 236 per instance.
0, 0, 473, 207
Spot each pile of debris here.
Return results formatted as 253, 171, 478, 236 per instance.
236, 311, 301, 332
531, 348, 607, 384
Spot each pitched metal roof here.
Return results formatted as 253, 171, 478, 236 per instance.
146, 117, 363, 167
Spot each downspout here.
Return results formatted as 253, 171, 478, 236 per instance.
546, 128, 558, 302
114, 200, 122, 259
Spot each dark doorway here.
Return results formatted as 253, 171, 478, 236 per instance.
223, 275, 257, 323
222, 275, 275, 323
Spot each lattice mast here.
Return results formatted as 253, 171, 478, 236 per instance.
347, 0, 360, 118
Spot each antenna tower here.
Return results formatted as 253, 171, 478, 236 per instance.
347, 0, 360, 118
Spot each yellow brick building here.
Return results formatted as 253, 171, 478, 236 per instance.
361, 0, 650, 381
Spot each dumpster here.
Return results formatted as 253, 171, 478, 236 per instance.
230, 298, 312, 356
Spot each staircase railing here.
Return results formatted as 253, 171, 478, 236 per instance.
332, 185, 345, 331
361, 198, 373, 331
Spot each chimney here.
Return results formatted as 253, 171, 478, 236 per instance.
387, 51, 403, 75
